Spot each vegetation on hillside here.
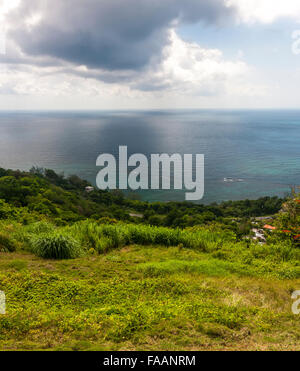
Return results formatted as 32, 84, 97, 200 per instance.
0, 167, 283, 229
0, 168, 299, 351
0, 245, 299, 351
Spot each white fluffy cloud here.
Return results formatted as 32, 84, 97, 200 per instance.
229, 0, 300, 23
132, 31, 254, 96
0, 0, 250, 100
0, 0, 19, 23
0, 29, 261, 101
0, 0, 294, 109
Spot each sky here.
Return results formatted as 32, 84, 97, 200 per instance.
0, 0, 300, 110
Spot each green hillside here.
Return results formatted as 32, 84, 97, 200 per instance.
0, 168, 299, 350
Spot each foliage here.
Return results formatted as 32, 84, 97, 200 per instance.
30, 232, 82, 260
66, 221, 236, 255
0, 232, 17, 252
0, 167, 284, 230
0, 168, 298, 351
272, 194, 300, 246
0, 246, 299, 350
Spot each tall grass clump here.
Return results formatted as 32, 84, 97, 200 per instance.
25, 221, 56, 235
0, 232, 17, 252
250, 242, 300, 263
14, 221, 56, 245
30, 232, 81, 260
67, 221, 234, 254
68, 222, 114, 253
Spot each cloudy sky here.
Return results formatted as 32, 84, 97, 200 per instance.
1, 0, 300, 110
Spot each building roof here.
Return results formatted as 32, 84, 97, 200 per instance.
263, 225, 277, 230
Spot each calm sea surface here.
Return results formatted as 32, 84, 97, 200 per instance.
0, 110, 299, 204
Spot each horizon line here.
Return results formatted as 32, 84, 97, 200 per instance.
1, 107, 300, 112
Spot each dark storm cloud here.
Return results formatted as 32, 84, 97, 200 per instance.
9, 0, 235, 71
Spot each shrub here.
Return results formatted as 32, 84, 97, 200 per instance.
98, 217, 118, 225
70, 222, 104, 252
68, 221, 233, 254
31, 232, 82, 259
25, 221, 55, 235
96, 237, 115, 254
0, 232, 17, 252
0, 200, 16, 219
13, 221, 56, 247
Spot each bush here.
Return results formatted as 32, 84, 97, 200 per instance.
98, 217, 118, 225
0, 200, 16, 219
0, 232, 17, 252
68, 221, 234, 255
31, 232, 82, 259
97, 237, 115, 253
25, 221, 55, 235
13, 221, 56, 247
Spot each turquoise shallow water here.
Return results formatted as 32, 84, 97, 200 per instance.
0, 109, 299, 204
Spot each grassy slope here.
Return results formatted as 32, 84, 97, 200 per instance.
0, 169, 298, 351
0, 245, 299, 351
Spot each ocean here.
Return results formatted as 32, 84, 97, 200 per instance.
0, 109, 299, 204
